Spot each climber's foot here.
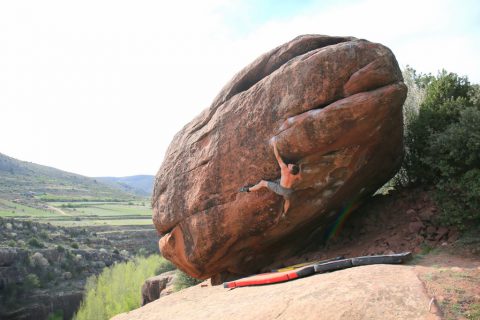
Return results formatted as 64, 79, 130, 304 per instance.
239, 185, 251, 193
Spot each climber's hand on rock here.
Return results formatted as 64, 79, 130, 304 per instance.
270, 137, 277, 146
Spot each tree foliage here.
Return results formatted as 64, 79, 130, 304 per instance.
74, 255, 175, 320
399, 68, 480, 228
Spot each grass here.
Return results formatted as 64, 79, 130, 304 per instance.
57, 203, 151, 217
51, 218, 152, 227
467, 303, 480, 320
0, 199, 57, 217
420, 266, 480, 320
407, 246, 441, 265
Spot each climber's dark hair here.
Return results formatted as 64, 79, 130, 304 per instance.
290, 164, 300, 175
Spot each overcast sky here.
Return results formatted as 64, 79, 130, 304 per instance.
1, 0, 479, 177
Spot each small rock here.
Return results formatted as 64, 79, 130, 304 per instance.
5, 223, 12, 230
435, 227, 449, 241
409, 221, 424, 234
441, 242, 448, 246
63, 272, 72, 280
426, 226, 436, 234
418, 209, 433, 221
448, 230, 460, 242
450, 267, 463, 272
415, 235, 425, 245
406, 209, 416, 216
10, 232, 17, 237
0, 248, 19, 266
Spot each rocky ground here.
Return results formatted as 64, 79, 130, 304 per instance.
0, 218, 159, 320
270, 186, 464, 270
113, 251, 480, 320
125, 186, 480, 319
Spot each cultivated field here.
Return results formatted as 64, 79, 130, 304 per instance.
0, 198, 153, 227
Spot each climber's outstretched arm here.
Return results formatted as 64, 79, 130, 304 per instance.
271, 138, 287, 169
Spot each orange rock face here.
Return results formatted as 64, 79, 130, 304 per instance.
152, 35, 407, 279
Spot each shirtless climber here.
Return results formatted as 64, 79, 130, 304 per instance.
240, 137, 301, 214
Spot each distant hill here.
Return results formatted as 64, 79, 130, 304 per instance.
96, 175, 154, 197
0, 152, 140, 201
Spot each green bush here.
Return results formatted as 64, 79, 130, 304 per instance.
39, 231, 49, 239
173, 270, 202, 291
400, 68, 480, 229
28, 237, 44, 248
403, 70, 478, 183
434, 169, 480, 229
425, 107, 480, 178
47, 310, 63, 320
24, 273, 40, 289
74, 255, 175, 320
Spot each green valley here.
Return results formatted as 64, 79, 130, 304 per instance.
0, 152, 159, 319
0, 152, 155, 227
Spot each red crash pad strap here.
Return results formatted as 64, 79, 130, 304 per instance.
223, 266, 314, 288
223, 270, 298, 289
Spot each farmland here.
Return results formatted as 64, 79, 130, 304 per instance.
0, 198, 153, 227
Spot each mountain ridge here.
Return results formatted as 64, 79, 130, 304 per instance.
96, 175, 154, 197
0, 152, 145, 201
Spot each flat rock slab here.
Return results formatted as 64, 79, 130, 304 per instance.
112, 265, 438, 320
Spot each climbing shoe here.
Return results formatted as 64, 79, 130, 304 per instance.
239, 185, 251, 193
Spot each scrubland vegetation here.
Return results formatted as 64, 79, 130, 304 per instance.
395, 68, 480, 231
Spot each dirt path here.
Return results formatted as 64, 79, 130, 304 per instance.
112, 264, 440, 320
47, 205, 69, 216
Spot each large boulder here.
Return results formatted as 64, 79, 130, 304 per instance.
152, 34, 407, 279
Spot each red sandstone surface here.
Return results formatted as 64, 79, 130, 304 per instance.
152, 35, 407, 279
